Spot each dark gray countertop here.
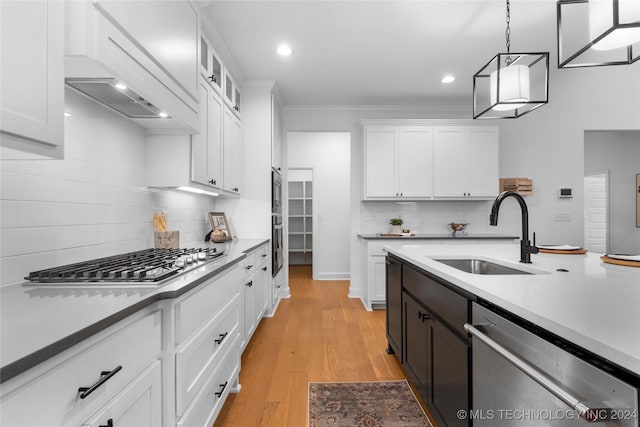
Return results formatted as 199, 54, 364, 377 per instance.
358, 233, 518, 240
0, 238, 268, 384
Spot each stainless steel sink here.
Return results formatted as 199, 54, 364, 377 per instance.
434, 259, 533, 275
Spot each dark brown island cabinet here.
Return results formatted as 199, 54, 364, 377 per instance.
385, 254, 474, 427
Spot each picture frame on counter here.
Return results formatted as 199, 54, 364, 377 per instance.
209, 212, 233, 241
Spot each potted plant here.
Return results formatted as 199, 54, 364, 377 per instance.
389, 218, 403, 234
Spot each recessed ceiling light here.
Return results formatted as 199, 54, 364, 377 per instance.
114, 83, 127, 90
441, 75, 456, 84
158, 112, 169, 118
277, 45, 292, 56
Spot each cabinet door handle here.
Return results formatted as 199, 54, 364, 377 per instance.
245, 281, 253, 287
233, 187, 239, 192
78, 366, 122, 399
209, 179, 217, 185
262, 266, 268, 271
245, 265, 253, 270
418, 311, 431, 322
386, 260, 394, 265
99, 419, 114, 427
214, 381, 229, 398
261, 254, 268, 258
214, 332, 228, 345
209, 74, 217, 83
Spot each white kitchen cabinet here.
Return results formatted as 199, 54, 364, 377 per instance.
191, 79, 223, 189
223, 70, 242, 117
363, 126, 434, 200
0, 308, 161, 427
271, 94, 283, 171
147, 100, 241, 197
82, 362, 162, 427
0, 0, 64, 159
199, 33, 223, 96
433, 127, 499, 199
223, 107, 242, 194
238, 244, 269, 350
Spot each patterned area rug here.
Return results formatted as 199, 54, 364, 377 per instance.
308, 380, 432, 427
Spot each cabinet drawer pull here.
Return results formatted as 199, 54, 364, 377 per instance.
99, 419, 114, 427
262, 266, 268, 271
261, 254, 268, 258
78, 366, 122, 399
245, 281, 253, 287
214, 332, 228, 345
245, 265, 253, 270
214, 381, 229, 398
418, 311, 431, 322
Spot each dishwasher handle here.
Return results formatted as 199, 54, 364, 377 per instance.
465, 323, 610, 423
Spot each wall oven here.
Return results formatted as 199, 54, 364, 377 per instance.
466, 302, 638, 426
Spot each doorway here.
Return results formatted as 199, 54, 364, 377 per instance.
583, 172, 609, 253
288, 168, 313, 266
287, 132, 351, 280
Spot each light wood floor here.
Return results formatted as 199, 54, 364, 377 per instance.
213, 265, 434, 426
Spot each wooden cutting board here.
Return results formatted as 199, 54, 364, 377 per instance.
601, 256, 640, 267
539, 248, 587, 255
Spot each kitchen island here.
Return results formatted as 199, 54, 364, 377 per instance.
386, 243, 640, 376
386, 243, 640, 427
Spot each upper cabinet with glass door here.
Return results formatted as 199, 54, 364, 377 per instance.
199, 34, 222, 96
224, 70, 242, 118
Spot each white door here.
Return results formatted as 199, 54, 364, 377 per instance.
584, 173, 608, 253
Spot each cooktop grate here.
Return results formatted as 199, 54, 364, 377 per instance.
24, 248, 224, 283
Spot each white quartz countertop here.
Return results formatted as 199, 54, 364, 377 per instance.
385, 243, 640, 376
0, 239, 268, 383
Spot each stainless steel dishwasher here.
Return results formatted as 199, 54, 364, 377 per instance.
465, 302, 639, 426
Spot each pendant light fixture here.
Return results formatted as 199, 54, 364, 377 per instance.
473, 0, 549, 119
557, 0, 640, 68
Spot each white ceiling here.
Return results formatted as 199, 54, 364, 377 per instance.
204, 1, 558, 107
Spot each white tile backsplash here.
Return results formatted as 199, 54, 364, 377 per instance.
0, 89, 216, 286
359, 200, 495, 235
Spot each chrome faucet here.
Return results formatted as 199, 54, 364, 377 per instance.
490, 191, 539, 263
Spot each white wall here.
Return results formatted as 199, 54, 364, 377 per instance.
584, 131, 640, 254
287, 132, 351, 280
0, 89, 216, 286
496, 64, 640, 247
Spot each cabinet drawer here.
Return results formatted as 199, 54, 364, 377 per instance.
175, 294, 240, 416
403, 266, 468, 335
177, 333, 240, 427
254, 244, 269, 265
1, 310, 161, 427
175, 265, 242, 344
238, 252, 257, 275
81, 361, 162, 427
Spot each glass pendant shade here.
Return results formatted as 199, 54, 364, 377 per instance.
558, 0, 640, 67
489, 64, 530, 111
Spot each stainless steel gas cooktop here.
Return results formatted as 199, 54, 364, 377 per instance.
24, 247, 225, 284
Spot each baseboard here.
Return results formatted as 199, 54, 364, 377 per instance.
314, 272, 350, 280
